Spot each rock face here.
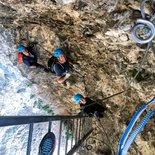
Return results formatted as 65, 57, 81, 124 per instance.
0, 0, 155, 154
56, 0, 75, 4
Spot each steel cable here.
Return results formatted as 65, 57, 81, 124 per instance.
94, 117, 116, 155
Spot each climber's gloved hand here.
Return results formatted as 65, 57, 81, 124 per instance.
65, 73, 71, 78
72, 64, 79, 69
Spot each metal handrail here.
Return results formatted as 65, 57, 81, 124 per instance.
0, 115, 87, 127
0, 115, 92, 155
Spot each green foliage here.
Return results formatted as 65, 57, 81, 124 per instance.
128, 68, 151, 82
27, 82, 33, 87
30, 94, 35, 99
42, 105, 54, 115
68, 133, 73, 140
33, 99, 54, 115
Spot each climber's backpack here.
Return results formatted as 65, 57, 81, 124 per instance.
48, 56, 58, 73
18, 53, 23, 64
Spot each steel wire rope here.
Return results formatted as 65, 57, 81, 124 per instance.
89, 43, 150, 112
141, 0, 155, 20
26, 33, 126, 102
116, 43, 151, 152
124, 42, 150, 92
17, 1, 154, 102
94, 124, 117, 154
22, 3, 154, 155
94, 117, 116, 155
140, 0, 149, 19
16, 4, 152, 155
124, 0, 155, 95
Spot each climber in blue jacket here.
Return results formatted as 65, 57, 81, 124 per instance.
53, 49, 71, 83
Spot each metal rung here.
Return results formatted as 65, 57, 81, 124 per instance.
75, 119, 79, 143
57, 120, 63, 155
27, 124, 33, 155
48, 121, 52, 132
79, 118, 82, 140
71, 119, 74, 148
65, 119, 70, 155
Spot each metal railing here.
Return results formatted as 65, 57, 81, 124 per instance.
0, 115, 93, 155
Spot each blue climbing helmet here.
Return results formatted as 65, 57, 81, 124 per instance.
18, 45, 26, 53
74, 94, 83, 104
54, 49, 63, 57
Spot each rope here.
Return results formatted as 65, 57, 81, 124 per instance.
12, 2, 154, 155
95, 117, 116, 155
116, 1, 155, 154
117, 96, 155, 155
140, 0, 149, 19
121, 111, 155, 154
125, 42, 150, 92
72, 41, 151, 108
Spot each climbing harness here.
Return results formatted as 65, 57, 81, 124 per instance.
131, 0, 155, 55
117, 96, 155, 155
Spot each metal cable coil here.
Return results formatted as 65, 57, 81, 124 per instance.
131, 19, 155, 44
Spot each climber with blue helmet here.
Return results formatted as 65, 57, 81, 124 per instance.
18, 45, 26, 53
48, 48, 71, 84
17, 44, 49, 72
74, 94, 106, 117
74, 94, 83, 104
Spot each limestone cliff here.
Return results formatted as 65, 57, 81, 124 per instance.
0, 0, 155, 154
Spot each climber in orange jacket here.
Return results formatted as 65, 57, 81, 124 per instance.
17, 45, 49, 72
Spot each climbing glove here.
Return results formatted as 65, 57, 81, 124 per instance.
65, 73, 71, 78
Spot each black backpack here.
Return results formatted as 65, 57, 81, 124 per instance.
48, 56, 58, 73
